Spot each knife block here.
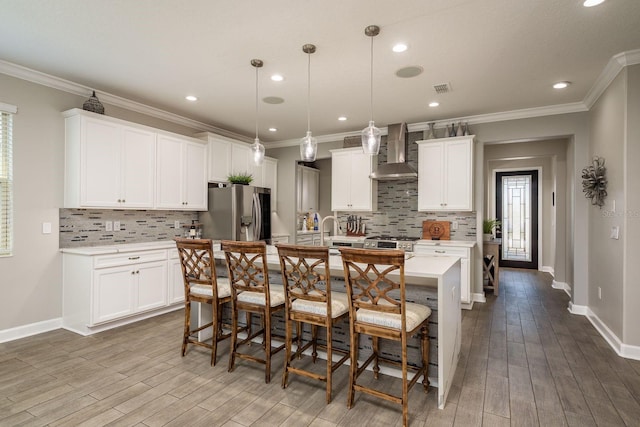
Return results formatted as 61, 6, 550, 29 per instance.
346, 230, 366, 237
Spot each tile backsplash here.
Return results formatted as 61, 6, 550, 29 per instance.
337, 131, 477, 240
59, 209, 198, 248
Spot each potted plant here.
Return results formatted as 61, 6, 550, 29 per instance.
227, 172, 253, 185
482, 218, 500, 241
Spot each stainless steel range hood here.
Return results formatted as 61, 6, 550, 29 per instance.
370, 122, 418, 180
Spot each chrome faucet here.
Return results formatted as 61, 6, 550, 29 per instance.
320, 215, 341, 246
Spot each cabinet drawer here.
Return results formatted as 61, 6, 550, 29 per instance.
93, 250, 168, 269
414, 245, 469, 258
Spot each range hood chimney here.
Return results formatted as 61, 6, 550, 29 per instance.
369, 122, 418, 180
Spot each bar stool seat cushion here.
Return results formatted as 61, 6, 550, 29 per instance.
291, 291, 349, 318
237, 284, 285, 307
357, 301, 431, 331
190, 277, 231, 298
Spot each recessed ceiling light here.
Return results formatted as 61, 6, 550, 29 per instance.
429, 101, 440, 108
271, 74, 284, 82
185, 95, 198, 101
268, 127, 277, 132
392, 43, 408, 53
338, 116, 347, 121
553, 81, 571, 89
583, 0, 605, 7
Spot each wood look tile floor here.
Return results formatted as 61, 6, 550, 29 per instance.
2, 268, 640, 426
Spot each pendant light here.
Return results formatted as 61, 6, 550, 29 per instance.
251, 59, 265, 166
300, 44, 317, 162
361, 25, 381, 155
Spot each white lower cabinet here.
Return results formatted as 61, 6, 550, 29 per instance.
63, 248, 180, 335
168, 248, 186, 305
413, 243, 474, 307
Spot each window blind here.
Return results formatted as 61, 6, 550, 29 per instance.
0, 110, 13, 256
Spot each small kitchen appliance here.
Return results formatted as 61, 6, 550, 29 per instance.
362, 235, 419, 252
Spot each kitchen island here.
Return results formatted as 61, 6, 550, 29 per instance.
210, 247, 461, 409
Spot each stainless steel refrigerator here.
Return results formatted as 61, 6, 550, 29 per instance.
199, 183, 271, 243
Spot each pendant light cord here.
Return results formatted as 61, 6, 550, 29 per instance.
307, 52, 311, 133
369, 34, 374, 122
255, 65, 259, 140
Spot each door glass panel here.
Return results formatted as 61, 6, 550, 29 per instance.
502, 175, 531, 262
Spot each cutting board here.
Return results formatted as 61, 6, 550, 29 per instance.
422, 220, 451, 240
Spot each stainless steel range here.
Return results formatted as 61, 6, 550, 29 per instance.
363, 235, 419, 252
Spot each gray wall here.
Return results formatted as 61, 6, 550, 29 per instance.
0, 73, 204, 331
484, 139, 569, 276
587, 64, 640, 346
588, 70, 626, 339
624, 65, 640, 346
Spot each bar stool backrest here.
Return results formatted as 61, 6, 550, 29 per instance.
276, 244, 332, 316
175, 238, 218, 297
339, 248, 407, 326
221, 240, 270, 301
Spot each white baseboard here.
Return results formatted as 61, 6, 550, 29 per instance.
552, 280, 572, 297
568, 302, 588, 315
540, 266, 555, 276
473, 293, 486, 304
567, 305, 640, 361
585, 309, 640, 360
0, 317, 63, 343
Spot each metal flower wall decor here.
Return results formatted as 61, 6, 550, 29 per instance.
581, 156, 607, 208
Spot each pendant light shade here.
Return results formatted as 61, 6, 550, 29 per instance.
300, 44, 317, 162
251, 59, 265, 166
361, 25, 381, 155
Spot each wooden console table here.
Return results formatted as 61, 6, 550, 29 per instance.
483, 238, 501, 295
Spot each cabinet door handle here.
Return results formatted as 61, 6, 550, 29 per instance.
129, 256, 140, 260
435, 250, 446, 254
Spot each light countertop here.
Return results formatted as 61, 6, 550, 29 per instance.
416, 240, 476, 248
60, 240, 176, 255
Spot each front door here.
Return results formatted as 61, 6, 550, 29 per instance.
496, 170, 538, 269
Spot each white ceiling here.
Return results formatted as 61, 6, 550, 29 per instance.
1, 0, 640, 145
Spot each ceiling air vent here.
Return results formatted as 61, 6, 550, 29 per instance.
433, 83, 451, 94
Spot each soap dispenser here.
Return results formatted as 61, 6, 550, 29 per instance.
313, 213, 319, 231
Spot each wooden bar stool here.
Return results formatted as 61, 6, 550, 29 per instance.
339, 247, 431, 427
175, 238, 232, 366
222, 240, 286, 383
276, 244, 350, 403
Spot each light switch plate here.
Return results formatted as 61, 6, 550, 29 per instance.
610, 226, 619, 239
174, 220, 180, 229
105, 221, 113, 232
42, 222, 52, 234
452, 221, 459, 230
114, 221, 121, 231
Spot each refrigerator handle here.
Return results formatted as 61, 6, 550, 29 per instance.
252, 193, 262, 241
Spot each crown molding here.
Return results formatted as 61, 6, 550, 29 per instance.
583, 49, 640, 109
266, 102, 588, 149
4, 48, 639, 148
0, 59, 251, 142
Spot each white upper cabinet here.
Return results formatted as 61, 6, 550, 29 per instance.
297, 165, 319, 213
156, 134, 207, 210
205, 136, 232, 182
64, 110, 155, 209
197, 132, 278, 210
64, 109, 209, 211
330, 147, 377, 211
416, 135, 474, 211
